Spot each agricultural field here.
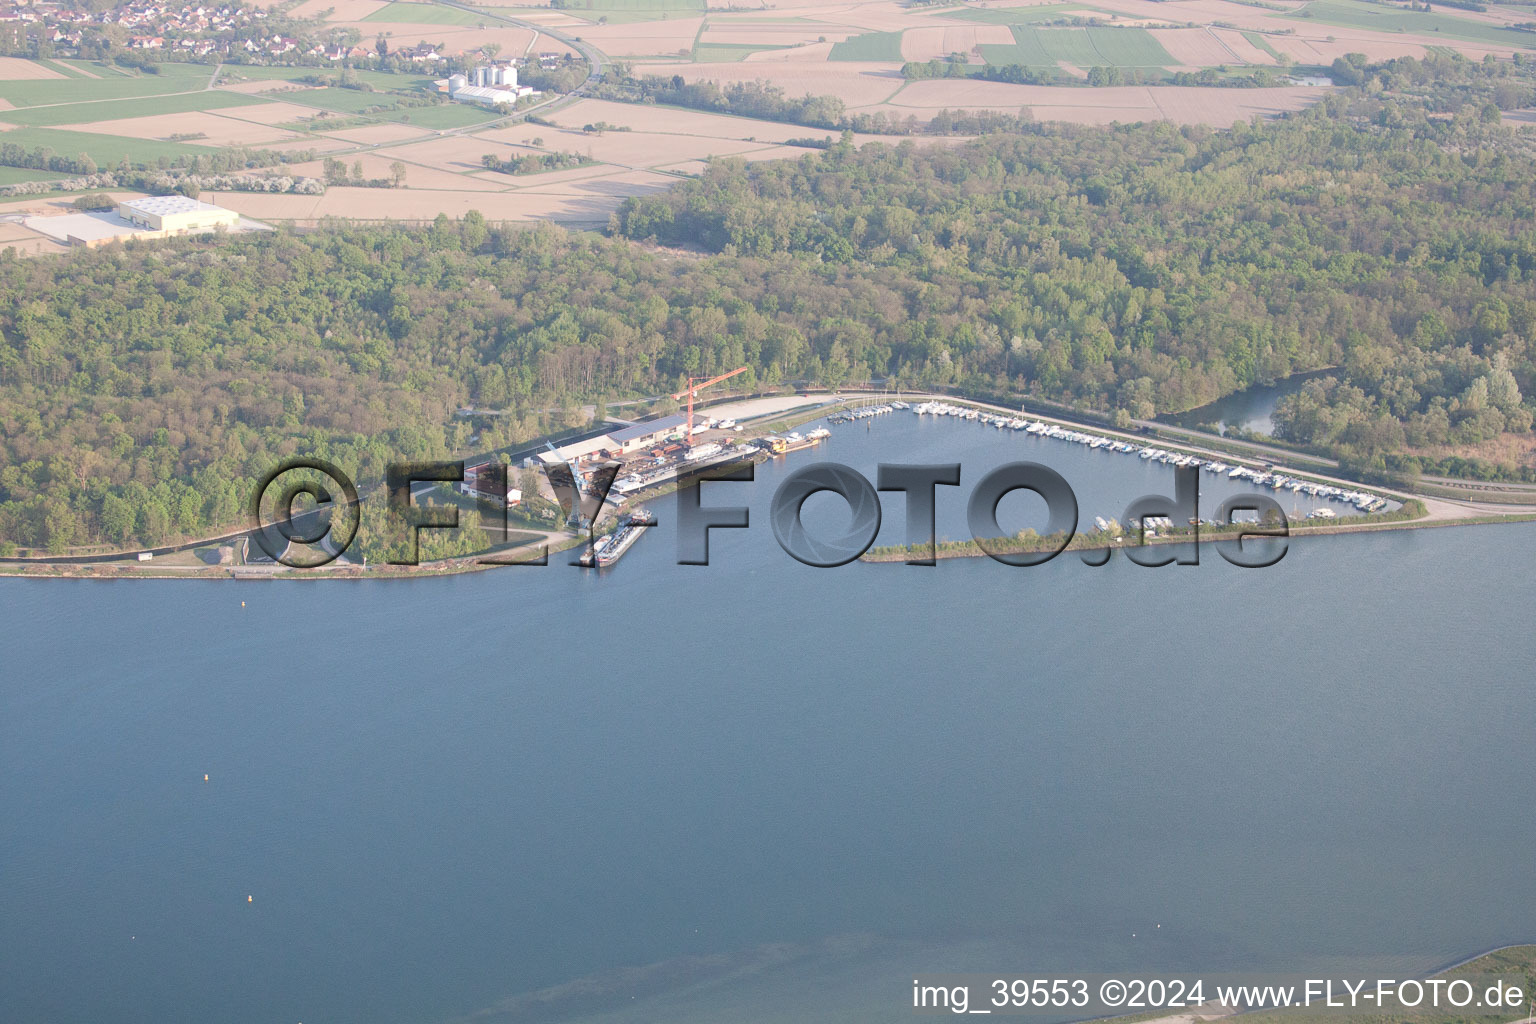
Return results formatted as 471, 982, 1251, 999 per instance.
1241, 30, 1284, 62
0, 90, 267, 128
829, 30, 906, 61
0, 166, 70, 185
693, 43, 791, 62
0, 0, 1530, 236
975, 26, 1174, 68
554, 0, 706, 23
362, 2, 488, 24
0, 126, 218, 164
944, 3, 1102, 26
0, 62, 213, 108
1287, 1, 1536, 49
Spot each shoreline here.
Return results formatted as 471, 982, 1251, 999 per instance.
5, 510, 1534, 581
6, 391, 1535, 580
861, 507, 1536, 565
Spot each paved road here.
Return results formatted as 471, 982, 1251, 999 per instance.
1135, 417, 1338, 469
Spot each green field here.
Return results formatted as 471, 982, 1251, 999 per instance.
0, 90, 268, 128
1288, 0, 1536, 48
363, 2, 488, 24
944, 3, 1097, 25
1242, 30, 1284, 61
979, 26, 1174, 67
1087, 27, 1175, 66
0, 166, 70, 185
37, 59, 92, 79
0, 61, 214, 107
0, 127, 216, 165
692, 43, 789, 62
829, 31, 906, 61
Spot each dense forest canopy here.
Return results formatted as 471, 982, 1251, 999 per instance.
3, 53, 1536, 552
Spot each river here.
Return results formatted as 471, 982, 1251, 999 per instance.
1162, 371, 1336, 437
2, 413, 1531, 1024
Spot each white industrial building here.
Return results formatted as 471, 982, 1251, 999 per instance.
473, 64, 517, 89
446, 64, 537, 108
117, 195, 240, 233
24, 195, 251, 248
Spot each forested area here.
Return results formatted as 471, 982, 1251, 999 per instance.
3, 53, 1536, 551
902, 58, 1285, 89
615, 54, 1536, 474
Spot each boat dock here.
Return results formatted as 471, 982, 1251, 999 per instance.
828, 400, 1390, 515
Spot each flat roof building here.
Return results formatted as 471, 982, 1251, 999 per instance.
118, 196, 240, 234
536, 434, 618, 465
608, 414, 689, 453
25, 196, 255, 249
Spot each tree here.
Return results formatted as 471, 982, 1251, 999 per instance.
461, 209, 487, 251
390, 161, 407, 187
139, 500, 171, 544
101, 494, 135, 543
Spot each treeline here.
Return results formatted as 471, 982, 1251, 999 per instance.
596, 74, 850, 130
1329, 50, 1536, 113
0, 147, 322, 197
613, 53, 1536, 480
519, 63, 588, 94
7, 54, 1536, 551
596, 72, 1030, 135
902, 59, 1063, 85
902, 59, 1283, 89
0, 142, 316, 178
0, 142, 103, 177
1165, 67, 1282, 88
481, 150, 596, 176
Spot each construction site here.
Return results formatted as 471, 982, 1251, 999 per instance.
492, 370, 833, 566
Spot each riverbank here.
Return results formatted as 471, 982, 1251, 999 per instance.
4, 390, 1534, 580
862, 501, 1536, 564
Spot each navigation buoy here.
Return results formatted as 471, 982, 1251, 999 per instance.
204, 774, 209, 782
241, 601, 245, 608
247, 895, 253, 903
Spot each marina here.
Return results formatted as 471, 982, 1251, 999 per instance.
611, 442, 760, 497
825, 400, 1392, 516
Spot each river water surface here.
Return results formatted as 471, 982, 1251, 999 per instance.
2, 414, 1532, 1024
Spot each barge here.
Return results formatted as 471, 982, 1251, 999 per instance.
578, 509, 657, 568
